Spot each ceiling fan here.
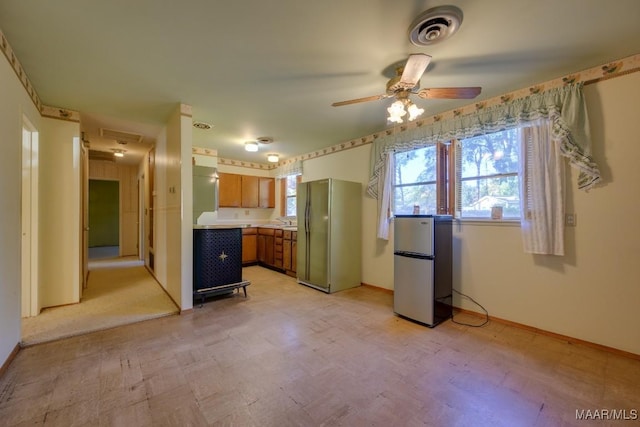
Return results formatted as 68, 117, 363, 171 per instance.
331, 53, 481, 123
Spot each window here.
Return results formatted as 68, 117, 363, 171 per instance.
280, 174, 301, 217
457, 128, 521, 219
393, 143, 451, 215
392, 127, 522, 219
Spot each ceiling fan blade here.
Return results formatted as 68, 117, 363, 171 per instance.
416, 87, 482, 99
399, 54, 432, 87
331, 94, 388, 107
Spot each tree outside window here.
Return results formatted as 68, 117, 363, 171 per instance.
458, 129, 521, 218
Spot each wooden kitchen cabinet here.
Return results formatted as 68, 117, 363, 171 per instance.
219, 173, 275, 209
259, 177, 275, 208
242, 227, 257, 265
241, 175, 259, 208
218, 172, 242, 207
274, 229, 283, 269
257, 228, 275, 267
283, 230, 297, 277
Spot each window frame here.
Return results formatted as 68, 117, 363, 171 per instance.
392, 142, 454, 216
279, 174, 301, 217
391, 127, 525, 221
455, 128, 523, 220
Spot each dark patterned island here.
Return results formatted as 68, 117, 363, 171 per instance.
193, 226, 250, 304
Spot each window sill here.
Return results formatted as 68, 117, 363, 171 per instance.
455, 218, 521, 227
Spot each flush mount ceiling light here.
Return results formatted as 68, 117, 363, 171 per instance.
267, 153, 279, 163
112, 148, 126, 158
408, 5, 463, 46
245, 141, 259, 152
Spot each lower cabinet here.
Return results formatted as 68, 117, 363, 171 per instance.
283, 230, 297, 277
242, 227, 257, 265
257, 228, 275, 267
256, 227, 296, 274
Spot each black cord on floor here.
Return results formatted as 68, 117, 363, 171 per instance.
451, 288, 489, 327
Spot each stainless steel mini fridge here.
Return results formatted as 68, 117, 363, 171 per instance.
393, 215, 452, 327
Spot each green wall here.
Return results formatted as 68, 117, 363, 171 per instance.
88, 179, 119, 247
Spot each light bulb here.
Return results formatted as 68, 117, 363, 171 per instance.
407, 102, 424, 121
245, 141, 259, 152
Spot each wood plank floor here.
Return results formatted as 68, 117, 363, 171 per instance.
1, 266, 639, 426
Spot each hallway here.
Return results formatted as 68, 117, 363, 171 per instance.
21, 259, 179, 346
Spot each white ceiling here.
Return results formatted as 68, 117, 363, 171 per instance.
1, 0, 639, 166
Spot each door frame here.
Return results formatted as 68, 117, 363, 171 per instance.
21, 117, 39, 317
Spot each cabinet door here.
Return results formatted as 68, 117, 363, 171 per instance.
265, 235, 275, 266
241, 175, 259, 208
259, 177, 275, 208
257, 234, 266, 263
218, 173, 242, 207
283, 239, 291, 270
242, 234, 257, 264
291, 240, 297, 273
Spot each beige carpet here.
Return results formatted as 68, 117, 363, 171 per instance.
21, 264, 179, 346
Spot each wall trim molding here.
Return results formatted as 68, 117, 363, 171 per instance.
0, 343, 20, 380
454, 307, 640, 361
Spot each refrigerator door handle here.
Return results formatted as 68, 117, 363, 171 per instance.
394, 251, 434, 260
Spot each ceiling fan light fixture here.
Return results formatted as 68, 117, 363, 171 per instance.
245, 141, 259, 152
407, 102, 424, 121
387, 100, 407, 124
267, 153, 279, 163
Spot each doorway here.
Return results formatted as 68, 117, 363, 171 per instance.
88, 179, 120, 259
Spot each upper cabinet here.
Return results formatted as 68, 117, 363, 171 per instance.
219, 172, 275, 208
218, 172, 242, 207
259, 177, 275, 208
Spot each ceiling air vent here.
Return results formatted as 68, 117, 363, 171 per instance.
408, 5, 463, 46
99, 128, 144, 144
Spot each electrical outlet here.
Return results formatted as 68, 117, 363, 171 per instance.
565, 213, 577, 227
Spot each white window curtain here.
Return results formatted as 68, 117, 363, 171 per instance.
375, 153, 394, 239
520, 119, 565, 255
367, 83, 600, 243
275, 160, 303, 179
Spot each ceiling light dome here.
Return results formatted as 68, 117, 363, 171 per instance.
267, 153, 279, 163
245, 141, 259, 152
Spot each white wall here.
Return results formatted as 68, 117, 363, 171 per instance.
153, 105, 193, 311
300, 72, 640, 355
38, 118, 81, 308
0, 49, 42, 366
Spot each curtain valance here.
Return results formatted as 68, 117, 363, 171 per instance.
367, 83, 600, 198
275, 160, 303, 179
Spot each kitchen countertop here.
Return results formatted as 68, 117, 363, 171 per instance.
193, 223, 297, 230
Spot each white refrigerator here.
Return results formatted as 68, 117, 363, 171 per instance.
297, 179, 362, 293
393, 215, 452, 327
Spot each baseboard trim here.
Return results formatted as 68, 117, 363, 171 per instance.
0, 343, 21, 379
145, 264, 182, 313
361, 282, 393, 294
454, 306, 640, 361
